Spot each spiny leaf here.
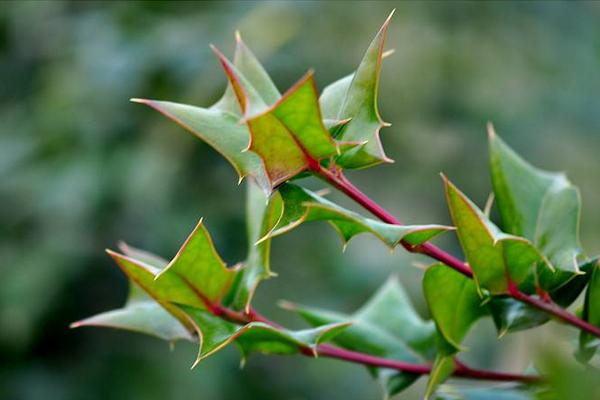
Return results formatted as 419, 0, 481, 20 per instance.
132, 99, 270, 192
107, 219, 238, 312
213, 46, 338, 187
488, 126, 583, 274
323, 11, 394, 169
71, 281, 193, 342
227, 179, 283, 311
265, 183, 452, 249
283, 276, 437, 397
444, 177, 550, 295
423, 264, 487, 352
578, 262, 600, 361
133, 33, 280, 193
179, 306, 349, 367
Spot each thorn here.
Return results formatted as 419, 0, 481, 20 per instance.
382, 49, 395, 58
277, 300, 296, 311
411, 261, 429, 271
341, 242, 348, 253
314, 188, 331, 197
385, 8, 396, 25
487, 122, 496, 140
235, 30, 242, 42
117, 240, 129, 253
483, 192, 495, 218
130, 98, 148, 104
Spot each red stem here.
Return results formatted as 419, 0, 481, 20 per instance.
246, 308, 538, 383
508, 282, 600, 338
315, 165, 600, 339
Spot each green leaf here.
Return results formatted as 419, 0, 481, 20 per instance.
444, 177, 549, 295
283, 276, 437, 396
265, 183, 452, 249
133, 33, 282, 193
71, 281, 193, 342
322, 11, 394, 169
488, 127, 583, 274
423, 264, 487, 351
488, 298, 549, 337
227, 180, 283, 311
179, 305, 349, 367
72, 243, 193, 341
423, 264, 487, 398
106, 219, 238, 312
132, 99, 270, 192
578, 261, 600, 361
489, 259, 597, 336
213, 44, 338, 187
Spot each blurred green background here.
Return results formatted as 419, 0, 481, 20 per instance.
2, 1, 600, 399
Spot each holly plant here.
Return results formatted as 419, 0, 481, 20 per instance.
72, 11, 600, 399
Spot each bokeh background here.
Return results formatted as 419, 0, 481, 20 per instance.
2, 1, 600, 399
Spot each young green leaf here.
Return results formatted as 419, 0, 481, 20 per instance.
423, 264, 487, 352
322, 11, 394, 169
265, 183, 452, 249
213, 45, 338, 187
106, 219, 238, 312
227, 180, 283, 311
133, 33, 281, 193
179, 306, 349, 367
444, 177, 549, 295
71, 282, 193, 342
283, 276, 437, 397
578, 262, 600, 361
488, 126, 583, 274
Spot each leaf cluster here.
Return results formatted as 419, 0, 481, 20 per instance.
74, 11, 600, 399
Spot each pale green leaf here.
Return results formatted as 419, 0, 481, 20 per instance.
283, 276, 437, 397
71, 281, 193, 342
489, 128, 583, 274
134, 34, 281, 193
266, 183, 452, 249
